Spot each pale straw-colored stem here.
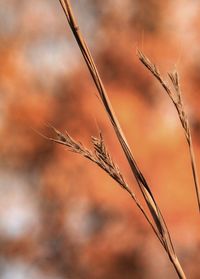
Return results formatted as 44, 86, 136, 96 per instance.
57, 1, 187, 277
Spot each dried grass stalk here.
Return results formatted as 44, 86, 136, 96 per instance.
46, 126, 161, 242
55, 1, 186, 278
138, 50, 200, 212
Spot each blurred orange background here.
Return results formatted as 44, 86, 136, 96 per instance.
0, 1, 200, 278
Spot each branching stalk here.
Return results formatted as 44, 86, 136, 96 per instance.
55, 1, 187, 278
45, 127, 162, 244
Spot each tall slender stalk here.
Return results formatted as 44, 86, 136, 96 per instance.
138, 50, 200, 212
56, 1, 186, 277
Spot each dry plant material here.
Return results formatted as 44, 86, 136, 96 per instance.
46, 126, 160, 241
138, 50, 200, 212
52, 1, 187, 278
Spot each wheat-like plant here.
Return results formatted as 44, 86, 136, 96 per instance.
44, 1, 194, 278
138, 50, 200, 212
45, 125, 161, 241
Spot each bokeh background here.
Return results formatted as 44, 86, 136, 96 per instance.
0, 0, 200, 278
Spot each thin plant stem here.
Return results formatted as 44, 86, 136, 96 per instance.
138, 50, 200, 212
43, 126, 163, 245
56, 1, 187, 278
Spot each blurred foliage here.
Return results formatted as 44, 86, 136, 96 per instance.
0, 0, 200, 278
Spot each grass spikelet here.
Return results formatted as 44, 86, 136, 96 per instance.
50, 1, 189, 278
138, 50, 200, 212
